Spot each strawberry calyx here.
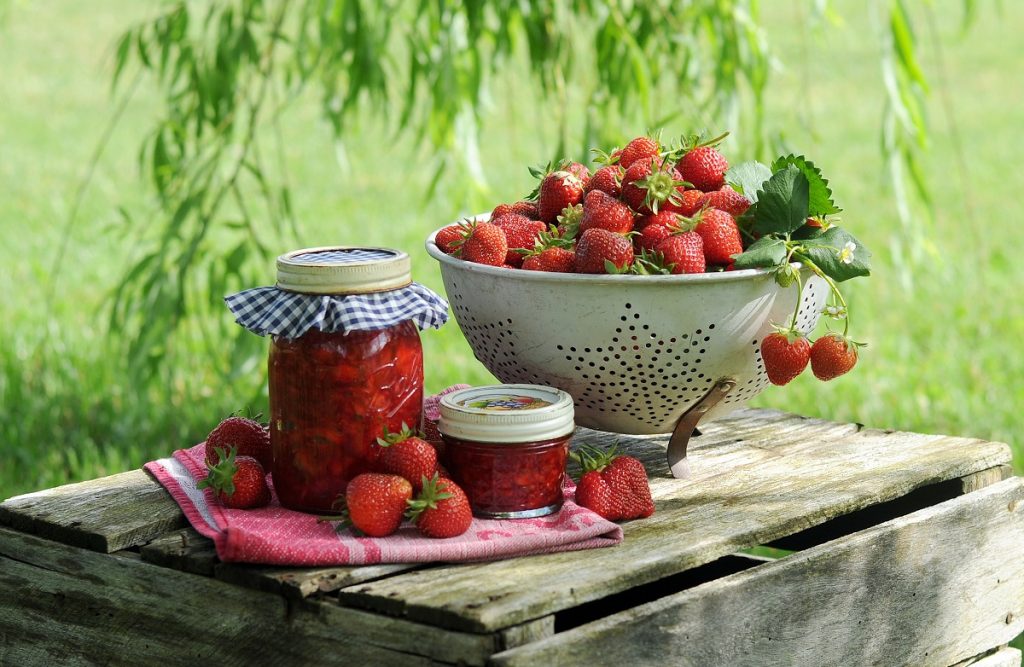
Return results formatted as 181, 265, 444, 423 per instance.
770, 323, 808, 345
198, 446, 240, 497
556, 204, 584, 240
591, 147, 621, 166
663, 130, 731, 160
631, 249, 673, 275
634, 161, 690, 213
376, 422, 422, 448
405, 473, 454, 523
520, 227, 574, 258
570, 442, 621, 474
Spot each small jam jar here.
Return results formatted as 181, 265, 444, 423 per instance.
268, 247, 425, 513
439, 385, 575, 519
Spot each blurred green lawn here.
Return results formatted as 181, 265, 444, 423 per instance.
1, 2, 1021, 498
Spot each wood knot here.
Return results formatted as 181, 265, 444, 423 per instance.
1006, 612, 1015, 625
1009, 499, 1020, 513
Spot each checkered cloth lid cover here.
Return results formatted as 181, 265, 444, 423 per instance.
225, 248, 449, 338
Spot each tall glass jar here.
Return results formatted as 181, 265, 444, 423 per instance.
264, 247, 427, 513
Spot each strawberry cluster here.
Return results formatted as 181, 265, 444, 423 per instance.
436, 133, 751, 275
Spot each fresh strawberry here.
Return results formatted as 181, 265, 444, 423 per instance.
461, 221, 508, 266
678, 145, 728, 192
585, 164, 624, 198
656, 230, 705, 274
810, 333, 861, 381
694, 208, 743, 265
537, 170, 586, 223
636, 221, 674, 252
199, 447, 271, 509
492, 201, 540, 220
673, 188, 707, 217
574, 228, 634, 274
564, 161, 592, 189
618, 136, 661, 169
760, 329, 811, 386
621, 158, 686, 215
342, 473, 413, 537
579, 190, 634, 235
205, 415, 271, 469
636, 209, 679, 233
522, 246, 576, 273
435, 223, 466, 255
573, 444, 654, 521
376, 423, 438, 492
702, 187, 751, 217
406, 474, 472, 538
492, 214, 545, 267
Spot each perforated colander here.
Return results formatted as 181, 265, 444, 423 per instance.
425, 222, 826, 437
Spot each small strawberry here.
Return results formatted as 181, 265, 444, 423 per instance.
694, 208, 743, 266
342, 473, 413, 537
810, 333, 862, 381
574, 228, 634, 274
406, 474, 473, 538
673, 188, 707, 217
522, 246, 576, 273
656, 230, 705, 274
579, 190, 635, 235
621, 158, 687, 215
678, 144, 729, 192
205, 415, 271, 469
376, 423, 438, 492
493, 214, 546, 267
435, 223, 467, 255
537, 170, 586, 224
636, 221, 674, 253
492, 200, 540, 220
198, 447, 271, 509
461, 221, 508, 266
702, 186, 751, 217
564, 161, 592, 189
760, 328, 811, 386
573, 443, 654, 521
585, 164, 624, 198
618, 135, 661, 169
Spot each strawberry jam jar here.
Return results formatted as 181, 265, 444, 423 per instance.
241, 246, 444, 513
439, 385, 575, 519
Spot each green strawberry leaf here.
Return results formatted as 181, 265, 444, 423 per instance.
796, 227, 871, 282
771, 154, 841, 216
725, 161, 772, 203
750, 165, 810, 236
790, 221, 827, 240
731, 236, 787, 269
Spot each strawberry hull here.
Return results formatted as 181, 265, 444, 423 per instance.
426, 220, 827, 435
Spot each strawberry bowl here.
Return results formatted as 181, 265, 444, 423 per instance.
425, 221, 827, 437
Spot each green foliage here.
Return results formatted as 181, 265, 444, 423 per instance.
749, 166, 810, 236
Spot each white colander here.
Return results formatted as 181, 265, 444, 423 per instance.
425, 221, 826, 465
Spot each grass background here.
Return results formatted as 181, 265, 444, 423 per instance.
1, 1, 1021, 501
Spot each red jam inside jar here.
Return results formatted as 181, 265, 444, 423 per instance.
439, 385, 575, 519
269, 322, 423, 513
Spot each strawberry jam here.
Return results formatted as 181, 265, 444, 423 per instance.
269, 323, 423, 513
438, 385, 575, 519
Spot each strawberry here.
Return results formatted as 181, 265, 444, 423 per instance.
618, 136, 661, 169
694, 208, 743, 265
678, 145, 728, 192
810, 333, 861, 381
199, 447, 271, 509
573, 444, 654, 521
656, 230, 705, 274
702, 187, 751, 217
621, 158, 686, 215
636, 222, 674, 253
406, 474, 473, 538
564, 161, 592, 189
461, 221, 508, 266
522, 246, 576, 273
636, 208, 679, 233
574, 228, 634, 274
376, 423, 438, 492
492, 214, 545, 267
671, 188, 706, 217
342, 473, 413, 537
585, 164, 624, 198
435, 223, 466, 255
492, 201, 540, 220
205, 415, 271, 469
760, 329, 811, 386
579, 190, 635, 235
538, 170, 586, 223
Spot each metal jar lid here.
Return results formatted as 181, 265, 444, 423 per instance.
276, 246, 412, 294
438, 384, 576, 444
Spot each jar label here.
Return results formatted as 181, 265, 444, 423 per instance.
462, 395, 554, 411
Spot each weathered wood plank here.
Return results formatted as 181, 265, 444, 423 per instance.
490, 478, 1024, 667
215, 561, 420, 600
139, 527, 219, 576
339, 416, 1012, 632
950, 646, 1022, 667
0, 468, 184, 553
0, 527, 492, 666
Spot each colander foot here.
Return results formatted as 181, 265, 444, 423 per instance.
667, 378, 737, 479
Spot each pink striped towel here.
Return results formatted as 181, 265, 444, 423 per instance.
143, 405, 622, 565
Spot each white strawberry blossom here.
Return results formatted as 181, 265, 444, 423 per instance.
837, 241, 857, 264
823, 304, 847, 319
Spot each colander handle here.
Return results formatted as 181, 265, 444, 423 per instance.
667, 378, 737, 479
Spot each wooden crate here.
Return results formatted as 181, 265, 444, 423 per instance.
1, 408, 1022, 666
